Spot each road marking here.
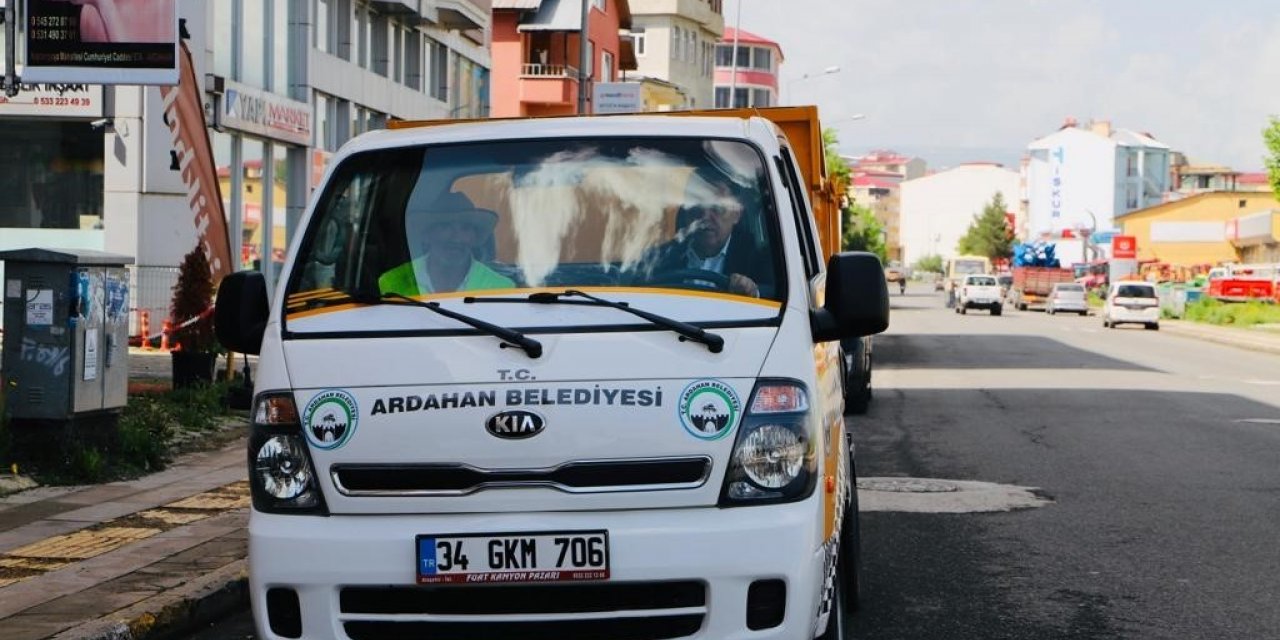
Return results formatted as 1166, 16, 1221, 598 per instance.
857, 477, 1052, 513
1241, 380, 1280, 386
1234, 418, 1280, 425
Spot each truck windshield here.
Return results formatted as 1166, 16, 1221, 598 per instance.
285, 137, 783, 308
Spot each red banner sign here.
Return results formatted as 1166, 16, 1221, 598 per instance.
159, 42, 232, 284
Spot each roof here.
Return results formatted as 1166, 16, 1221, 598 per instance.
492, 0, 540, 7
1029, 122, 1170, 151
852, 176, 896, 189
1239, 172, 1270, 185
1114, 190, 1277, 220
720, 27, 780, 49
517, 0, 631, 31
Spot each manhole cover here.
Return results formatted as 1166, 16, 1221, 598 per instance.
856, 477, 1052, 514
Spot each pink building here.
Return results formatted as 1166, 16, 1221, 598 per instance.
491, 0, 636, 117
713, 27, 782, 108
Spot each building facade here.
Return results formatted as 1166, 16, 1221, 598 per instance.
900, 163, 1020, 265
1, 0, 491, 326
1025, 119, 1173, 239
1117, 191, 1280, 267
712, 27, 781, 108
625, 0, 723, 110
845, 151, 926, 264
490, 0, 634, 117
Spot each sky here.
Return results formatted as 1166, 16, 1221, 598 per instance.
724, 0, 1280, 171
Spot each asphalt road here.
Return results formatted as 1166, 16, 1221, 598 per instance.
186, 283, 1280, 639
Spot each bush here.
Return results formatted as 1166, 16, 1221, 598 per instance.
1183, 298, 1280, 327
117, 396, 179, 473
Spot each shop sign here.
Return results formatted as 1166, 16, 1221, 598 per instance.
592, 82, 642, 114
22, 0, 178, 85
0, 83, 104, 117
1112, 235, 1137, 259
220, 80, 312, 146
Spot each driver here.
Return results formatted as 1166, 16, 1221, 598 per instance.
648, 169, 771, 297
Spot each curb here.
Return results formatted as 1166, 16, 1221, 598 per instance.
1161, 322, 1280, 357
51, 560, 249, 640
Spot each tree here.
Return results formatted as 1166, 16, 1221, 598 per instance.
957, 192, 1013, 262
913, 254, 944, 274
1265, 117, 1280, 198
823, 128, 888, 261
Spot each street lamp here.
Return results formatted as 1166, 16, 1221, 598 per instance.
786, 65, 841, 104
830, 113, 867, 125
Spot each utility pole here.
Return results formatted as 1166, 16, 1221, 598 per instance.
3, 0, 19, 97
728, 0, 742, 105
577, 0, 590, 114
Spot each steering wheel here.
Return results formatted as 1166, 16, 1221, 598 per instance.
645, 268, 731, 292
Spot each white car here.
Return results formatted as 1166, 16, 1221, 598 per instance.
1103, 282, 1160, 330
1046, 283, 1089, 316
956, 274, 1003, 316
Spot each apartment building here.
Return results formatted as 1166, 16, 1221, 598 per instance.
625, 0, 723, 110
712, 27, 781, 108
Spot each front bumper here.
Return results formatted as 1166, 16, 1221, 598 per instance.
249, 504, 827, 640
1049, 300, 1088, 312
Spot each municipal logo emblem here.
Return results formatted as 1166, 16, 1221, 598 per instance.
303, 389, 359, 450
678, 379, 741, 440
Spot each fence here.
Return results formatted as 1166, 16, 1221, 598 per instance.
129, 265, 181, 339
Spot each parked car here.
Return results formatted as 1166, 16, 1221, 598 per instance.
1102, 281, 1160, 330
1046, 282, 1089, 316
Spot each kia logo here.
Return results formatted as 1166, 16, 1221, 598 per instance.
486, 410, 546, 439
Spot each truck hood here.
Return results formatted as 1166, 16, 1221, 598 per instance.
280, 301, 781, 515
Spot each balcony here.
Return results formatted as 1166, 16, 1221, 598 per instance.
519, 64, 580, 105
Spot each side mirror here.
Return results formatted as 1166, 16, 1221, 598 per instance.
214, 271, 269, 355
811, 252, 890, 342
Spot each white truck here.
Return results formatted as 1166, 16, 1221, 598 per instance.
956, 273, 1004, 315
215, 112, 890, 640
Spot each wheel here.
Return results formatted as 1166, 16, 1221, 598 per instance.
1047, 307, 1055, 316
644, 268, 730, 291
842, 342, 871, 415
960, 305, 967, 315
1079, 310, 1089, 317
1146, 322, 1160, 331
991, 305, 1002, 316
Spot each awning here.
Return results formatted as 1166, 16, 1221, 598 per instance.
517, 0, 580, 32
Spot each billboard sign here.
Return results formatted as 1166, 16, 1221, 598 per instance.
592, 82, 642, 114
1112, 235, 1137, 259
0, 82, 103, 117
220, 80, 312, 146
22, 0, 178, 85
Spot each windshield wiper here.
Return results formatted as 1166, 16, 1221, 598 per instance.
341, 289, 542, 358
524, 289, 724, 354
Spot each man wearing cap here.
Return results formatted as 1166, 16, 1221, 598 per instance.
379, 191, 516, 295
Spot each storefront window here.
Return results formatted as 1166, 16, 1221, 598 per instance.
241, 139, 266, 269
269, 144, 290, 272
0, 122, 103, 230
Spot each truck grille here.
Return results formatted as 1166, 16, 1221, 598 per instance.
340, 581, 706, 640
331, 457, 712, 497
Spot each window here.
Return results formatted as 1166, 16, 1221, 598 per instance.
243, 0, 266, 86
736, 46, 750, 67
672, 27, 682, 60
716, 45, 733, 67
334, 0, 352, 60
715, 87, 729, 108
271, 1, 290, 93
0, 122, 103, 230
632, 27, 645, 56
315, 0, 330, 52
1126, 153, 1137, 177
1125, 185, 1138, 210
392, 25, 404, 83
404, 29, 422, 90
213, 0, 232, 77
601, 50, 614, 82
733, 88, 748, 108
586, 40, 594, 78
355, 2, 369, 68
752, 48, 771, 71
427, 38, 449, 101
371, 12, 389, 76
752, 89, 771, 107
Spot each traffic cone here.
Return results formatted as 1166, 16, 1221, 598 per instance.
140, 310, 152, 350
159, 319, 172, 352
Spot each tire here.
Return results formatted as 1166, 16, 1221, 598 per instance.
992, 305, 1002, 316
1047, 307, 1055, 316
845, 376, 870, 415
960, 306, 968, 315
1079, 310, 1089, 317
1146, 323, 1160, 331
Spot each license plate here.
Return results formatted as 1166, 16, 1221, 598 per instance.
416, 531, 609, 584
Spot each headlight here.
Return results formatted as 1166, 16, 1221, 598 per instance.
738, 425, 805, 489
255, 435, 314, 501
248, 392, 328, 515
720, 381, 818, 507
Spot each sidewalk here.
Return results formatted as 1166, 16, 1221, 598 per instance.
0, 438, 249, 640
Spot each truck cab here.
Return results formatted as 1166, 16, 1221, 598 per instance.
216, 114, 888, 640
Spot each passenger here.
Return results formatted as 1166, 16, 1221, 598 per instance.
379, 191, 515, 295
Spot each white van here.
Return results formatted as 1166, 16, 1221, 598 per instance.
215, 115, 889, 640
